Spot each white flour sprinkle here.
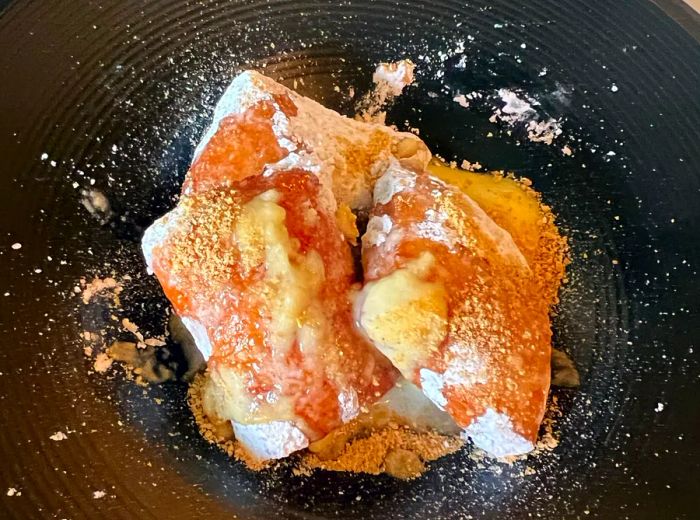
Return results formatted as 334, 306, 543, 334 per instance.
50, 431, 68, 441
494, 89, 537, 124
372, 60, 415, 97
488, 89, 563, 145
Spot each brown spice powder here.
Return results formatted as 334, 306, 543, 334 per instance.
187, 374, 463, 479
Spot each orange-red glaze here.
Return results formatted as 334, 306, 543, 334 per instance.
182, 95, 297, 195
363, 171, 552, 444
151, 170, 397, 438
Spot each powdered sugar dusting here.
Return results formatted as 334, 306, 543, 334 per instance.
373, 161, 417, 204
419, 368, 447, 410
363, 215, 393, 247
372, 60, 415, 96
232, 420, 309, 460
189, 70, 429, 213
462, 408, 534, 457
488, 89, 564, 146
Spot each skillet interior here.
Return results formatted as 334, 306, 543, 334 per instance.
0, 1, 699, 518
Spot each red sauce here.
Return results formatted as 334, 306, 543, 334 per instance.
152, 170, 397, 438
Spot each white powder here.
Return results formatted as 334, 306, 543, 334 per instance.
419, 368, 447, 410
190, 70, 429, 212
180, 316, 213, 361
496, 88, 538, 123
232, 420, 308, 460
337, 388, 360, 422
363, 215, 393, 247
490, 88, 564, 146
141, 205, 186, 274
373, 163, 416, 204
49, 431, 68, 441
80, 189, 111, 222
372, 60, 416, 96
357, 59, 417, 123
461, 408, 534, 457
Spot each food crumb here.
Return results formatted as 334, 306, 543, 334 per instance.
50, 431, 68, 441
6, 487, 20, 497
11, 243, 22, 250
121, 318, 139, 334
93, 353, 113, 373
460, 159, 483, 171
453, 94, 470, 108
655, 402, 665, 413
92, 490, 106, 499
80, 276, 122, 305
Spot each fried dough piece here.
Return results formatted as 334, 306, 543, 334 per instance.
183, 70, 431, 217
144, 170, 398, 460
357, 161, 553, 457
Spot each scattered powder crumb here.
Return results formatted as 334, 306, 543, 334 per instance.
453, 94, 470, 108
490, 89, 563, 145
80, 276, 122, 305
6, 487, 20, 497
494, 88, 537, 124
357, 59, 415, 122
188, 374, 461, 479
93, 353, 113, 373
298, 424, 462, 479
372, 60, 415, 96
526, 118, 563, 145
121, 318, 139, 334
187, 374, 269, 471
83, 345, 93, 358
655, 402, 665, 413
50, 431, 68, 441
460, 159, 483, 171
533, 396, 561, 452
81, 189, 111, 223
562, 145, 573, 156
611, 84, 619, 92
92, 490, 106, 499
107, 340, 175, 384
11, 242, 22, 250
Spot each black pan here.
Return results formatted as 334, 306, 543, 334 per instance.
1, 1, 699, 518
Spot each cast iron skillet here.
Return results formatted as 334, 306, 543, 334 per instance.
1, 1, 699, 518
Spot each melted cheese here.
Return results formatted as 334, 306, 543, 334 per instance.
357, 252, 448, 376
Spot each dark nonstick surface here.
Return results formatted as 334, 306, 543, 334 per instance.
1, 1, 699, 518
